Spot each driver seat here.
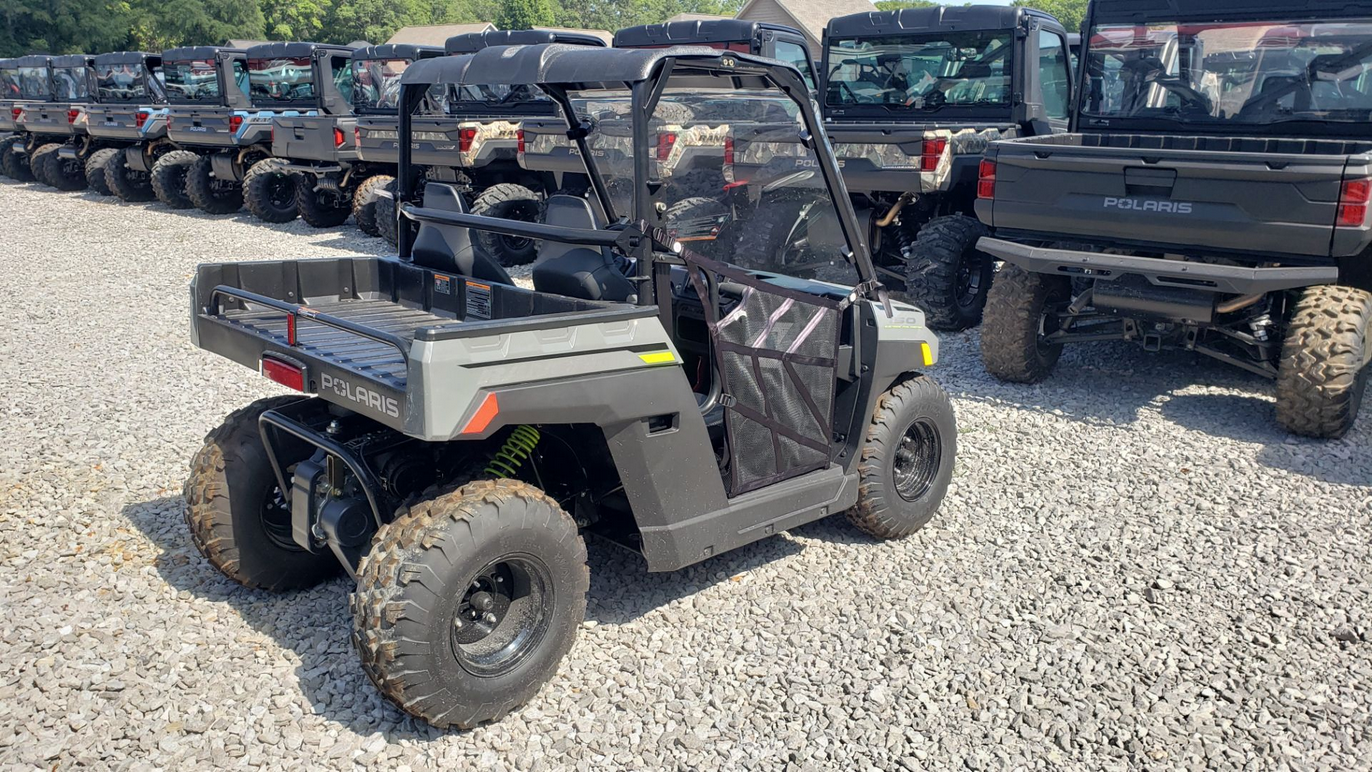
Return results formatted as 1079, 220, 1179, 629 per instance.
411, 182, 513, 286
532, 195, 636, 302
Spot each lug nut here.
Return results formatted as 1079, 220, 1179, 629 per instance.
453, 618, 463, 630
483, 612, 497, 625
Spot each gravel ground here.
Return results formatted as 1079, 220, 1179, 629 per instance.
0, 180, 1370, 771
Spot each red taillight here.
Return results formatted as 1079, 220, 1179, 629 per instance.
261, 357, 305, 391
978, 159, 997, 200
67, 108, 80, 124
517, 129, 525, 155
656, 132, 677, 161
135, 110, 150, 128
334, 127, 345, 148
354, 126, 361, 146
229, 114, 243, 133
458, 127, 477, 153
723, 136, 734, 166
11, 107, 22, 121
920, 138, 947, 172
1338, 178, 1371, 227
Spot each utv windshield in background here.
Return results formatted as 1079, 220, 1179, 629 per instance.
52, 67, 89, 101
17, 66, 49, 99
95, 64, 149, 102
450, 82, 549, 111
352, 58, 411, 111
1083, 20, 1372, 126
1, 67, 18, 99
826, 31, 1013, 109
164, 60, 222, 102
249, 57, 315, 103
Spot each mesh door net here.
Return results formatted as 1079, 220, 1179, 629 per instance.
681, 248, 842, 496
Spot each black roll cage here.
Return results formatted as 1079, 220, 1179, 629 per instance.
393, 47, 882, 311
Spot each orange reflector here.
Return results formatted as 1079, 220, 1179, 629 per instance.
461, 393, 500, 435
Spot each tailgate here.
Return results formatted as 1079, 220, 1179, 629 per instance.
273, 115, 356, 163
21, 103, 74, 136
85, 105, 145, 140
827, 122, 1016, 194
168, 107, 235, 147
355, 116, 398, 164
981, 134, 1362, 259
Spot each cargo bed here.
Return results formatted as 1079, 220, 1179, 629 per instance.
191, 256, 663, 438
977, 132, 1372, 260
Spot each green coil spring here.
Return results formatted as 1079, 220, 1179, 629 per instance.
485, 425, 541, 477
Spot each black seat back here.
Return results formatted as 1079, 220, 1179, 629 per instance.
412, 182, 513, 286
532, 195, 635, 302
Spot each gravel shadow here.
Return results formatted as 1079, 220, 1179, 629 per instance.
121, 493, 807, 735
1160, 393, 1372, 487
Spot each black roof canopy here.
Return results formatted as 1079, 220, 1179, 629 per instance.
614, 19, 803, 48
51, 54, 94, 68
402, 44, 774, 90
1089, 0, 1372, 24
244, 41, 357, 60
352, 43, 444, 61
444, 28, 608, 55
93, 51, 159, 66
827, 5, 1056, 37
163, 46, 244, 62
14, 55, 52, 67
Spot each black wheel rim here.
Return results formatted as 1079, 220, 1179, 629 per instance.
259, 480, 300, 552
267, 177, 294, 209
451, 555, 553, 677
893, 418, 942, 502
497, 202, 541, 253
955, 251, 986, 309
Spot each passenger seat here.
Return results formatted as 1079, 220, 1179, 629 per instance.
531, 195, 636, 302
411, 182, 513, 286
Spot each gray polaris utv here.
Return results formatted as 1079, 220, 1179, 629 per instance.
252, 44, 445, 230
361, 28, 608, 259
976, 0, 1372, 439
185, 44, 955, 729
0, 55, 46, 180
161, 42, 356, 216
154, 46, 250, 210
7, 54, 96, 189
82, 51, 167, 200
815, 6, 1076, 330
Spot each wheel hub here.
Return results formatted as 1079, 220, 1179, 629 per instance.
449, 556, 552, 677
893, 418, 942, 502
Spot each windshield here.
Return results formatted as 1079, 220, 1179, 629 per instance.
17, 66, 49, 99
53, 67, 88, 101
164, 60, 220, 102
95, 64, 147, 102
249, 57, 314, 103
1083, 20, 1372, 125
352, 58, 411, 111
826, 31, 1013, 109
450, 82, 549, 110
568, 85, 857, 284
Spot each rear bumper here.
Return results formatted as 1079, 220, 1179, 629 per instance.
978, 238, 1339, 296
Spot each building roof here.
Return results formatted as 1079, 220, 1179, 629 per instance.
737, 0, 876, 44
664, 13, 732, 24
385, 23, 496, 46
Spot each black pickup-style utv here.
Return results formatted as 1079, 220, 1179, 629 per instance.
1, 56, 43, 180
976, 0, 1372, 438
184, 44, 955, 729
817, 6, 1076, 330
360, 28, 607, 259
8, 54, 96, 189
83, 51, 167, 199
251, 44, 446, 231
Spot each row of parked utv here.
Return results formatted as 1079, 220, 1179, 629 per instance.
5, 0, 1371, 442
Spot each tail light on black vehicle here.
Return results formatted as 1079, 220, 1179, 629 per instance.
261, 355, 306, 392
978, 159, 996, 200
1338, 178, 1371, 227
656, 132, 677, 161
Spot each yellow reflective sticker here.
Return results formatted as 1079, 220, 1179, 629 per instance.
639, 351, 677, 365
921, 342, 934, 367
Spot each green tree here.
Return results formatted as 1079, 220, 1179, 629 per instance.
0, 0, 135, 55
1013, 0, 1088, 31
129, 0, 264, 50
324, 0, 427, 45
496, 0, 553, 30
874, 1, 935, 10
